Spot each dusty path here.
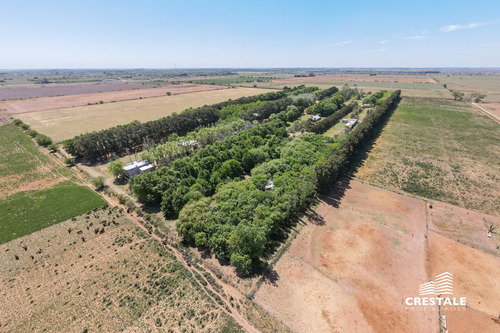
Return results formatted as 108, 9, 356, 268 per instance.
472, 102, 500, 124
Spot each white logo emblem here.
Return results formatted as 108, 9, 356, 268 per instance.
419, 272, 453, 295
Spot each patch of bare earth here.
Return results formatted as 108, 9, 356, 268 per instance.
428, 232, 500, 333
254, 180, 500, 332
254, 180, 436, 333
1, 84, 228, 114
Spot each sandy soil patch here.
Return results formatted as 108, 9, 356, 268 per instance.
1, 84, 228, 114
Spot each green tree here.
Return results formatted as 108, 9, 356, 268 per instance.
108, 160, 125, 179
91, 176, 105, 190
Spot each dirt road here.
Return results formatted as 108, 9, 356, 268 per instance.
472, 102, 500, 124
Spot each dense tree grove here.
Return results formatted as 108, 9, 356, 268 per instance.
130, 89, 400, 273
240, 97, 294, 121
306, 88, 358, 117
362, 90, 387, 105
314, 90, 401, 193
314, 86, 339, 100
131, 119, 290, 217
308, 103, 357, 134
177, 133, 336, 273
140, 119, 252, 165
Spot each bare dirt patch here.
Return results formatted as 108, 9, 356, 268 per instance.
428, 231, 500, 332
254, 180, 500, 333
254, 180, 436, 333
428, 200, 500, 256
1, 84, 228, 114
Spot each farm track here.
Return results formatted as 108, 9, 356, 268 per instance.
55, 150, 261, 333
471, 102, 500, 124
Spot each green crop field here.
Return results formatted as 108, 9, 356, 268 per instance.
0, 123, 71, 197
356, 97, 500, 215
0, 181, 106, 244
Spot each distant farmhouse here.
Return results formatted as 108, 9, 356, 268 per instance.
342, 118, 358, 129
123, 160, 154, 178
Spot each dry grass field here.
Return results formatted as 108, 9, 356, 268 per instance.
0, 210, 243, 333
433, 74, 500, 103
254, 180, 500, 333
356, 97, 500, 216
1, 84, 228, 114
17, 87, 270, 142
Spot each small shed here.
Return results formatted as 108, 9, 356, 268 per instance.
312, 115, 321, 122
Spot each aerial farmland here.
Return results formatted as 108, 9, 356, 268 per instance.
1, 1, 500, 333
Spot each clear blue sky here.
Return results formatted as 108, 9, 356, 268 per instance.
1, 0, 499, 68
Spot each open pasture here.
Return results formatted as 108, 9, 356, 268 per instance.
0, 211, 240, 332
1, 84, 228, 114
433, 74, 500, 103
17, 87, 270, 142
356, 97, 500, 216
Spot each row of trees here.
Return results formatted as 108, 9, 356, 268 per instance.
362, 90, 387, 105
305, 88, 358, 117
140, 119, 252, 165
308, 103, 357, 134
131, 119, 290, 217
64, 106, 221, 161
64, 90, 289, 161
314, 90, 401, 193
241, 97, 294, 121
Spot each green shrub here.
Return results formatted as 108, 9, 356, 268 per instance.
91, 176, 105, 190
35, 134, 52, 147
20, 123, 30, 130
64, 157, 75, 166
26, 129, 38, 137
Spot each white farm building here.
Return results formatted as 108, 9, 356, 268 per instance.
123, 160, 154, 178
